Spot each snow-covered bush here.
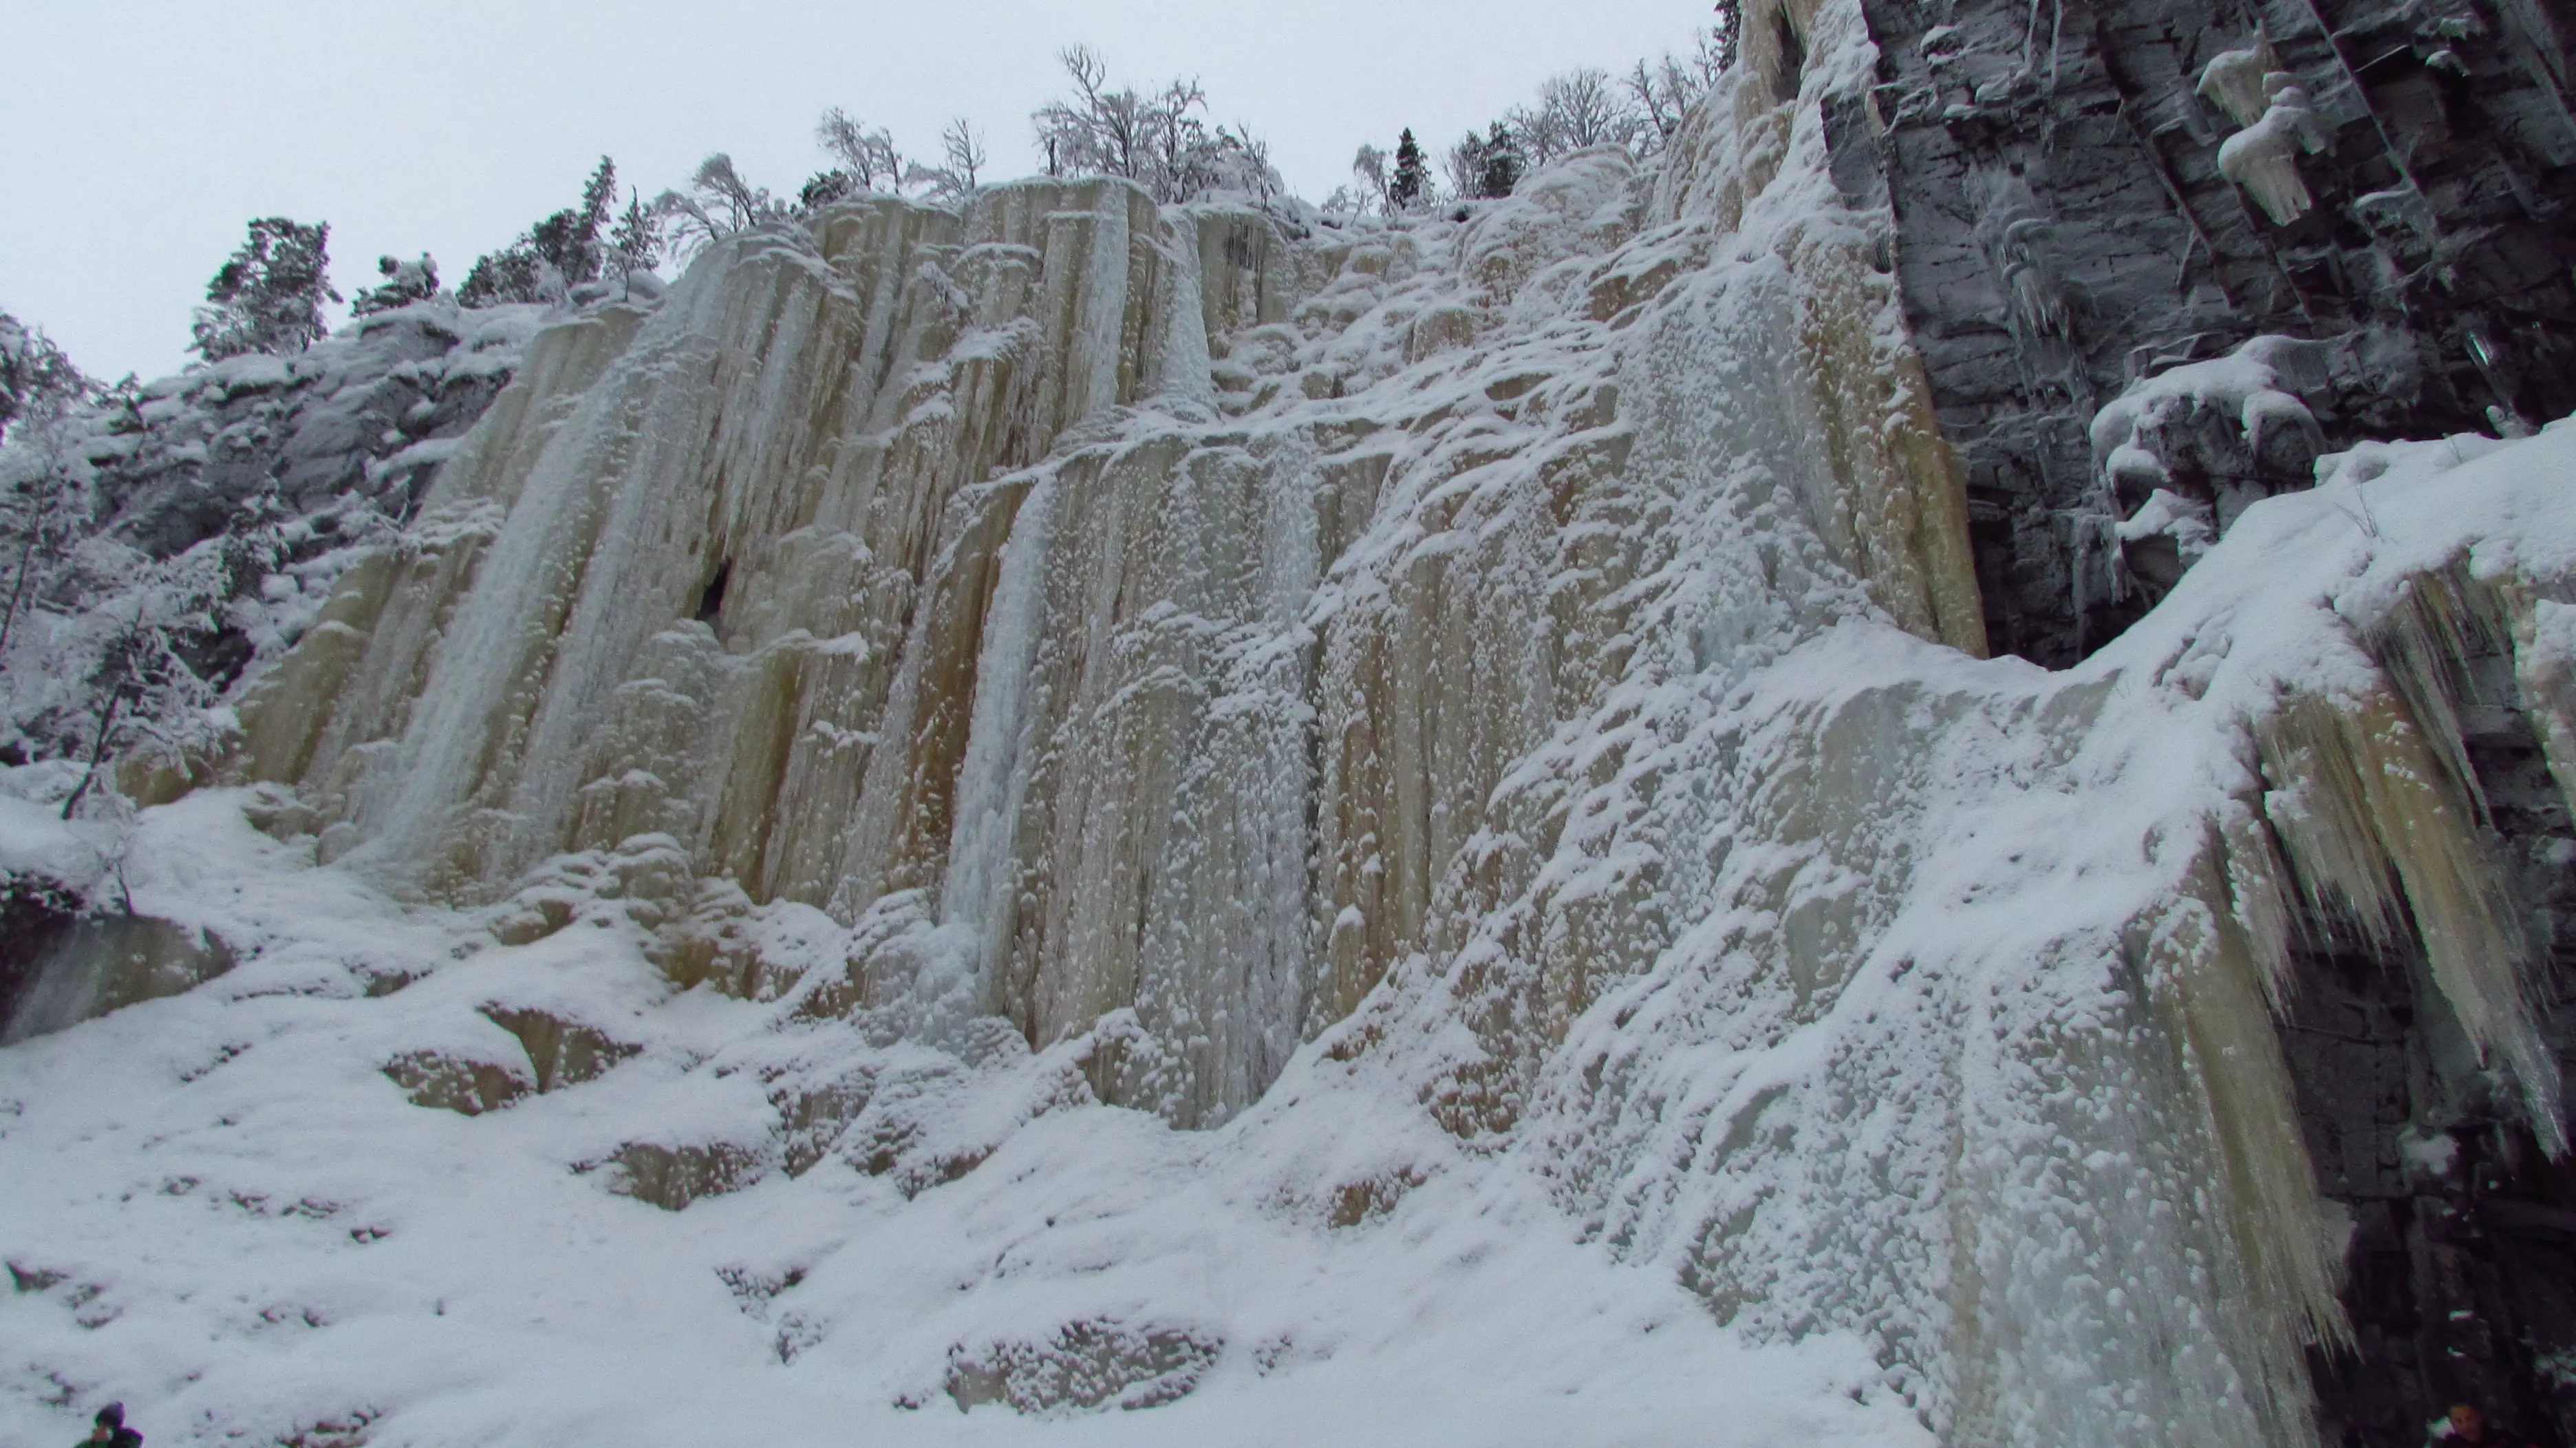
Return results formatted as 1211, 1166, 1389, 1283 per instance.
350, 254, 441, 316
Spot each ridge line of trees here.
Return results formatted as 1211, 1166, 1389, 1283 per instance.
1340, 3, 1739, 213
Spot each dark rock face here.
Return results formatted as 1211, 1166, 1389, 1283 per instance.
2276, 634, 2576, 1448
2, 304, 542, 757
86, 306, 526, 561
0, 872, 83, 1034
1858, 0, 2576, 666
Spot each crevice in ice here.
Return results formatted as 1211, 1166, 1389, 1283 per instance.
694, 559, 732, 626
1771, 5, 1810, 104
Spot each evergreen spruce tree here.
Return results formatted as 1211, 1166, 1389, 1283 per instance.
574, 157, 617, 278
798, 170, 857, 211
606, 191, 662, 297
460, 157, 619, 306
1477, 121, 1525, 198
189, 219, 339, 361
1390, 129, 1427, 210
0, 312, 87, 444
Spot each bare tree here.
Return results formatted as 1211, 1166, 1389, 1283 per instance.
652, 154, 785, 255
941, 118, 987, 193
1625, 19, 1737, 153
1512, 68, 1644, 167
909, 117, 989, 206
817, 109, 908, 192
1036, 45, 1144, 180
1350, 144, 1391, 215
1032, 45, 1280, 203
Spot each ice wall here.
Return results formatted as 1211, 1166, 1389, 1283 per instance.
232, 49, 1982, 1133
186, 0, 2576, 1442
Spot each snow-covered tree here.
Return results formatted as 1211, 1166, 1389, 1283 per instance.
606, 191, 662, 297
190, 218, 339, 361
19, 512, 282, 818
53, 551, 236, 819
817, 109, 908, 193
0, 311, 86, 445
0, 407, 96, 659
350, 255, 441, 316
1449, 123, 1525, 200
1033, 46, 1280, 204
652, 154, 786, 257
460, 157, 619, 307
1350, 144, 1391, 215
1391, 130, 1429, 210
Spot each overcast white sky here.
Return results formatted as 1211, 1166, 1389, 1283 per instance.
2, 1, 1717, 383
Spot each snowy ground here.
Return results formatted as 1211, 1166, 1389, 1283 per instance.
0, 785, 1926, 1447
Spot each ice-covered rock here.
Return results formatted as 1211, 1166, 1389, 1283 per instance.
2087, 333, 2333, 588
4, 0, 2575, 1443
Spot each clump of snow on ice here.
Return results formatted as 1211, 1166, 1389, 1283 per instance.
2197, 37, 2330, 226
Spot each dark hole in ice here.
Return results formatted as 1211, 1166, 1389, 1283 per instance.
695, 561, 731, 625
1773, 8, 1806, 102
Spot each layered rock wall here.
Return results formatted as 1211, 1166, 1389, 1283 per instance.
1860, 0, 2576, 663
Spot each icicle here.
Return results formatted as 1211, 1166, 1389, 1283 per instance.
2255, 677, 2564, 1156
2216, 107, 2315, 225
2140, 833, 2350, 1416
941, 473, 1061, 992
2511, 594, 2576, 822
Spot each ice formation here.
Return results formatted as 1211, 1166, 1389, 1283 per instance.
6, 0, 2574, 1444
2087, 332, 2330, 590
2199, 40, 2330, 227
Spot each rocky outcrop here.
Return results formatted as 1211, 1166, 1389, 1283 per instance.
941, 1319, 1225, 1414
88, 302, 542, 560
1858, 0, 2576, 663
1, 910, 235, 1045
0, 871, 82, 1035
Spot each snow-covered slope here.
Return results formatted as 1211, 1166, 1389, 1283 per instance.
6, 0, 2572, 1444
